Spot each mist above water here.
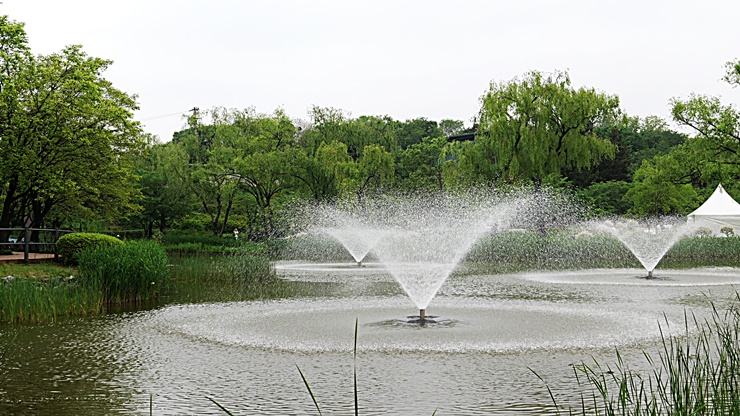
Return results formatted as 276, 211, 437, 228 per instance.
296, 189, 536, 310
593, 216, 698, 275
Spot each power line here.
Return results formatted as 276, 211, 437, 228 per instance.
140, 110, 191, 122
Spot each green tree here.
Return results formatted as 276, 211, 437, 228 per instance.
578, 180, 632, 216
625, 151, 700, 215
439, 119, 465, 137
0, 16, 144, 236
290, 140, 353, 201
130, 140, 193, 237
397, 136, 449, 191
672, 95, 740, 168
724, 59, 740, 86
302, 106, 397, 160
233, 148, 298, 239
669, 60, 740, 196
350, 144, 394, 203
470, 70, 620, 184
565, 115, 686, 188
393, 117, 443, 149
170, 110, 241, 237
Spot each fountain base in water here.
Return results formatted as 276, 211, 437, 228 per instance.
397, 315, 449, 324
396, 309, 452, 324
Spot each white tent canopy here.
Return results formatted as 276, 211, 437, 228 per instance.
687, 184, 740, 229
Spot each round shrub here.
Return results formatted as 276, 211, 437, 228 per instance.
57, 232, 123, 265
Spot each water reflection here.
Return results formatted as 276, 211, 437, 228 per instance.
1, 263, 739, 415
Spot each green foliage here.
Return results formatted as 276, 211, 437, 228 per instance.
165, 253, 288, 303
625, 153, 700, 216
721, 226, 735, 237
470, 70, 620, 184
0, 16, 145, 231
467, 230, 635, 271
667, 235, 740, 260
724, 59, 740, 86
567, 116, 687, 188
130, 141, 194, 237
670, 63, 740, 190
397, 136, 449, 191
302, 107, 398, 160
0, 262, 74, 279
291, 140, 353, 200
161, 231, 265, 255
543, 296, 740, 415
392, 117, 444, 149
56, 232, 123, 265
76, 240, 168, 304
0, 278, 102, 324
352, 144, 395, 199
577, 181, 632, 216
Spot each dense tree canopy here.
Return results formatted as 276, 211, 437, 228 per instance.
468, 70, 620, 185
0, 16, 144, 235
8, 10, 736, 238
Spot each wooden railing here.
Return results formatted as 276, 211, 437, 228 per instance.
0, 227, 72, 263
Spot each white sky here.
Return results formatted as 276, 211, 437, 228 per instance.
3, 0, 739, 142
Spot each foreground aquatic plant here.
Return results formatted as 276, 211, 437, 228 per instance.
535, 295, 740, 415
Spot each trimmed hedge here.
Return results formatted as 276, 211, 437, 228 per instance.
57, 232, 123, 265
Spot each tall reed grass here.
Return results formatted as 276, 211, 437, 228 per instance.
537, 295, 740, 415
77, 240, 168, 304
0, 278, 102, 324
164, 252, 291, 304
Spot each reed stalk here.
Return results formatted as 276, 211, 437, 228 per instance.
537, 294, 740, 415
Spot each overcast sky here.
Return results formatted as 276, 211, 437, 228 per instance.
3, 0, 739, 142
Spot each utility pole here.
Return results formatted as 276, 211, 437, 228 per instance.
189, 106, 200, 131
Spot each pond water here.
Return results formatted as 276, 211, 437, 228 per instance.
2, 262, 740, 415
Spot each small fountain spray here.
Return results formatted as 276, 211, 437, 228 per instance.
596, 216, 698, 278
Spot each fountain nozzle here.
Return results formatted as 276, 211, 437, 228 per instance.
647, 269, 653, 278
419, 309, 426, 321
357, 260, 362, 267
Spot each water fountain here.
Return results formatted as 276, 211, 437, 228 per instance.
290, 190, 528, 322
369, 191, 521, 322
595, 216, 698, 278
8, 189, 740, 415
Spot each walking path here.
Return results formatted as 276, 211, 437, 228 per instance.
0, 252, 56, 263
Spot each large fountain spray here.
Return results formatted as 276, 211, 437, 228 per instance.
310, 190, 524, 322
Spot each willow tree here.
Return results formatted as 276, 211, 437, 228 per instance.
470, 70, 620, 185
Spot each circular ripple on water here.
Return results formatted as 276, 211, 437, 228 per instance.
519, 267, 740, 286
149, 296, 685, 354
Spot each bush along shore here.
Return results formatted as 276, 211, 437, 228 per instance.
0, 233, 169, 324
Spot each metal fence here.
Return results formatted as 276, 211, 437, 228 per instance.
0, 227, 73, 263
